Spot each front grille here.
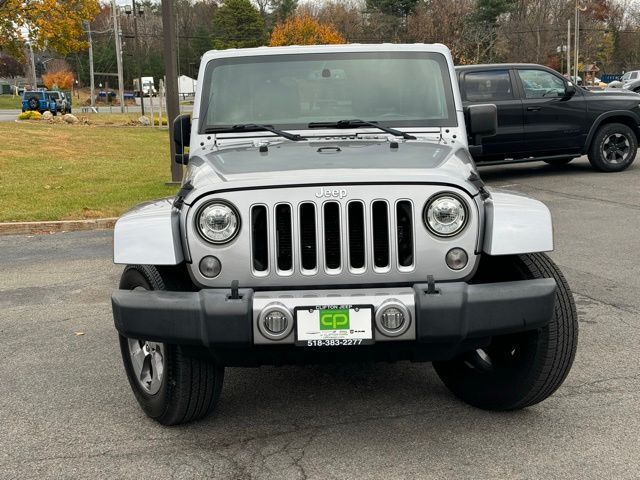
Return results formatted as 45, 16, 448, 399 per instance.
251, 198, 415, 276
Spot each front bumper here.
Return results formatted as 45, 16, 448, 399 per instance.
112, 279, 556, 363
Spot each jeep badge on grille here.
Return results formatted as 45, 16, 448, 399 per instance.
315, 187, 348, 199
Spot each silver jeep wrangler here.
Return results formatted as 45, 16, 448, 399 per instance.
112, 44, 578, 425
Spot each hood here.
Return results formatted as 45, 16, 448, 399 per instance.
588, 88, 640, 98
183, 140, 480, 203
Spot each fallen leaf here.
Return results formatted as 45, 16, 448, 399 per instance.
74, 331, 85, 336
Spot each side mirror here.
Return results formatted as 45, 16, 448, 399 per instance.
466, 104, 497, 157
467, 104, 497, 137
173, 114, 191, 165
564, 82, 577, 98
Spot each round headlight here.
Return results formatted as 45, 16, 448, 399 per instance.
197, 201, 240, 244
425, 194, 468, 237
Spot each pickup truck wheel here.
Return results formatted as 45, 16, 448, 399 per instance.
118, 264, 224, 425
433, 253, 578, 411
588, 123, 637, 172
543, 157, 574, 165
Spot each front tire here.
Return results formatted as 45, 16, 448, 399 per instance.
433, 253, 578, 411
118, 264, 224, 425
588, 123, 637, 172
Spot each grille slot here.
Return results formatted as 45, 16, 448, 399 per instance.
396, 201, 414, 268
323, 202, 341, 270
371, 201, 390, 269
251, 205, 269, 272
348, 202, 366, 270
275, 204, 293, 272
299, 203, 317, 271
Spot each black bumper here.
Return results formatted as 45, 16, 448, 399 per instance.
112, 279, 556, 356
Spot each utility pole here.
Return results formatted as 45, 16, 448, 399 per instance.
128, 0, 145, 116
573, 0, 580, 85
567, 20, 571, 77
85, 21, 96, 109
111, 0, 125, 113
162, 0, 182, 183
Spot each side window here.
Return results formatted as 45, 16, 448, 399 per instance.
464, 70, 513, 102
631, 72, 638, 80
517, 69, 566, 99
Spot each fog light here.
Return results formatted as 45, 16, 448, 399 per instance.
381, 307, 405, 330
375, 300, 411, 337
264, 310, 288, 334
199, 256, 222, 278
446, 248, 468, 271
258, 304, 293, 340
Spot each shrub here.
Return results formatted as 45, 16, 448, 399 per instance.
42, 71, 75, 90
270, 15, 346, 46
18, 111, 42, 120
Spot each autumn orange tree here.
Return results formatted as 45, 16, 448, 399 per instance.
42, 70, 74, 90
0, 0, 100, 57
270, 15, 346, 47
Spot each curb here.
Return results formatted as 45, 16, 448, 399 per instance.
0, 218, 117, 236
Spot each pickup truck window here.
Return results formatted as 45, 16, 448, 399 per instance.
200, 52, 457, 132
631, 72, 639, 80
517, 69, 566, 99
463, 70, 513, 102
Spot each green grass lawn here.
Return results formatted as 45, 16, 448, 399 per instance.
0, 95, 21, 109
0, 122, 179, 222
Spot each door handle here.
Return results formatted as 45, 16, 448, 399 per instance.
527, 106, 542, 111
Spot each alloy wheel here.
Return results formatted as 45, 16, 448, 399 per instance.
602, 133, 631, 164
127, 338, 165, 395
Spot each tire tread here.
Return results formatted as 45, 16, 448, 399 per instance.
434, 253, 578, 411
119, 264, 223, 426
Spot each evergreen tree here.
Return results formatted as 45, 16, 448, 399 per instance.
211, 0, 266, 50
365, 0, 418, 17
270, 0, 298, 24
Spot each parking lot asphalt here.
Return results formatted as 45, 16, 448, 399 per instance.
1, 156, 639, 479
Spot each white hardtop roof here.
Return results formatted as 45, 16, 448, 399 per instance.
201, 43, 452, 63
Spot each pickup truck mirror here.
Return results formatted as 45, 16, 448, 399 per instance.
466, 104, 497, 156
467, 104, 497, 137
173, 114, 191, 165
564, 82, 577, 98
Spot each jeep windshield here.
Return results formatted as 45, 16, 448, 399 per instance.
199, 51, 457, 133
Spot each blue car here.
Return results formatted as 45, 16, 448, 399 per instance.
21, 90, 58, 115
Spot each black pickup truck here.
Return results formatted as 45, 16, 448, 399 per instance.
457, 64, 640, 172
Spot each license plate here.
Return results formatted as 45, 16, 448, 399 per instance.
295, 305, 374, 346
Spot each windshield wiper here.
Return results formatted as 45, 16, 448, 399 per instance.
204, 123, 307, 141
308, 119, 417, 140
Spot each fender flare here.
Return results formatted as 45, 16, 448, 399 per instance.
482, 188, 553, 256
584, 110, 640, 152
113, 198, 184, 265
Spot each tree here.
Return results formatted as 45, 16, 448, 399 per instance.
0, 53, 23, 77
270, 0, 298, 24
270, 15, 346, 46
466, 0, 515, 63
0, 0, 100, 57
365, 0, 418, 17
211, 0, 266, 49
42, 71, 74, 90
